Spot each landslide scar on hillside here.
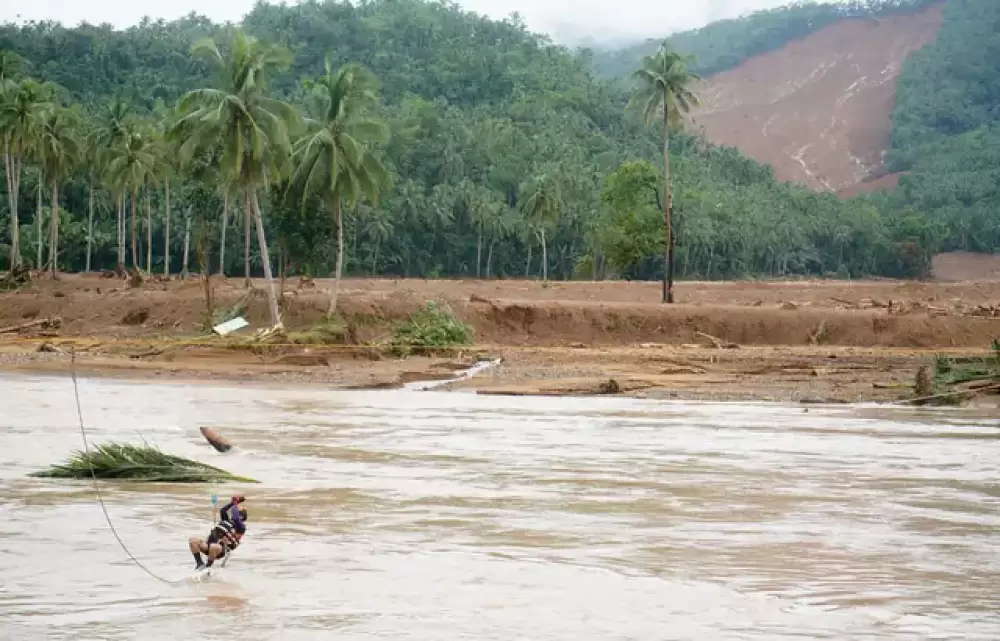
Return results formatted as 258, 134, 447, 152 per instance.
688, 3, 944, 194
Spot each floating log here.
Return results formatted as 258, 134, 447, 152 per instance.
199, 426, 233, 453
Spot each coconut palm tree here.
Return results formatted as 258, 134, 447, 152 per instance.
171, 29, 299, 328
363, 206, 393, 274
289, 57, 389, 316
628, 42, 700, 303
484, 202, 516, 279
93, 100, 134, 270
79, 118, 103, 272
519, 174, 563, 282
0, 78, 54, 269
105, 120, 157, 271
152, 102, 178, 276
0, 50, 24, 88
36, 105, 81, 275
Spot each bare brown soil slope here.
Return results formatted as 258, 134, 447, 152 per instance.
689, 3, 944, 194
932, 252, 1000, 282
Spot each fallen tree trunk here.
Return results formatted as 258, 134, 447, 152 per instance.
199, 426, 233, 453
0, 316, 61, 335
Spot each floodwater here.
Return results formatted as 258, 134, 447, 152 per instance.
1, 374, 999, 640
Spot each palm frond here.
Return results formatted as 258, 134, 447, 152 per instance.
30, 442, 258, 483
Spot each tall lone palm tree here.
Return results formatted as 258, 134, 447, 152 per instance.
171, 29, 300, 328
289, 58, 389, 316
628, 42, 700, 303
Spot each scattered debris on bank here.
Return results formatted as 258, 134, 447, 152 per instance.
904, 340, 1000, 405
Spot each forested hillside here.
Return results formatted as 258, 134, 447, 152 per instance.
879, 0, 1000, 253
594, 0, 1000, 260
0, 0, 947, 287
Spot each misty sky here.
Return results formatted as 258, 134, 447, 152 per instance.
0, 0, 804, 45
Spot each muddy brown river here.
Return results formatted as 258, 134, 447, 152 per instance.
1, 373, 999, 640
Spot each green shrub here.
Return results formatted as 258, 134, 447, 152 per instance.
391, 301, 473, 356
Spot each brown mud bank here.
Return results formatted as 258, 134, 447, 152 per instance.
1, 273, 997, 403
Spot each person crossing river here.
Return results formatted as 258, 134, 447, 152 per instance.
188, 495, 248, 570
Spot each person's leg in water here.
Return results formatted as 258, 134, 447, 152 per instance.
204, 542, 226, 568
188, 536, 207, 569
188, 537, 225, 569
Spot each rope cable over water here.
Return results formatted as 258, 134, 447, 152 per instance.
69, 348, 186, 586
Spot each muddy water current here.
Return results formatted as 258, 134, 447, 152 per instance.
1, 374, 999, 640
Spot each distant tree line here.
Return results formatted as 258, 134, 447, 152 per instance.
0, 0, 952, 308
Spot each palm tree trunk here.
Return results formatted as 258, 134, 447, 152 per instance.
565, 239, 577, 280
667, 232, 676, 299
219, 192, 228, 276
662, 104, 673, 304
525, 243, 532, 277
278, 240, 286, 302
86, 184, 94, 272
163, 180, 171, 276
248, 188, 281, 327
145, 188, 152, 273
116, 193, 124, 270
4, 147, 21, 269
182, 208, 191, 277
476, 228, 482, 278
131, 185, 138, 270
35, 180, 42, 269
327, 195, 345, 317
48, 180, 58, 276
243, 196, 251, 287
540, 228, 548, 282
486, 239, 495, 278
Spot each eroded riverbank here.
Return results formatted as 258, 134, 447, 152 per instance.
2, 273, 998, 403
0, 341, 966, 403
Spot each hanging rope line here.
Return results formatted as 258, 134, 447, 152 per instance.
69, 348, 185, 586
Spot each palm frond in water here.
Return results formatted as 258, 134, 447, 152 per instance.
29, 442, 258, 483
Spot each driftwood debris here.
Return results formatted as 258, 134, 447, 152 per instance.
276, 352, 330, 367
199, 426, 233, 453
596, 378, 621, 394
695, 331, 739, 350
0, 264, 32, 290
872, 382, 909, 390
900, 383, 1000, 406
128, 348, 165, 359
914, 365, 933, 399
0, 316, 62, 335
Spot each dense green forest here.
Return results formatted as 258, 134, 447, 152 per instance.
0, 0, 948, 292
880, 0, 1000, 252
590, 0, 942, 78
